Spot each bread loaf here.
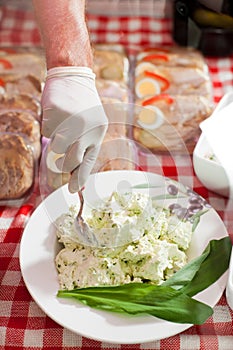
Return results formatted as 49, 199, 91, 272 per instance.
0, 134, 34, 200
0, 111, 41, 159
0, 93, 41, 119
0, 74, 42, 99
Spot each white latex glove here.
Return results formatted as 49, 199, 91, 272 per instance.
42, 66, 108, 193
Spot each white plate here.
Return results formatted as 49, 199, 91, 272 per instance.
20, 170, 229, 344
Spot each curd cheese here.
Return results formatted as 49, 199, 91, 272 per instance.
55, 191, 193, 290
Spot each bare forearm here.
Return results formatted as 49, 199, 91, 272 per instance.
32, 0, 93, 69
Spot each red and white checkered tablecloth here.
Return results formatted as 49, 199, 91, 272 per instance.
0, 6, 233, 350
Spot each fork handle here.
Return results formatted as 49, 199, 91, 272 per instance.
77, 189, 84, 218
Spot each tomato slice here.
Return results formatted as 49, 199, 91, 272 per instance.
0, 48, 17, 54
0, 59, 13, 69
0, 78, 5, 87
142, 94, 174, 106
142, 54, 169, 63
144, 70, 170, 91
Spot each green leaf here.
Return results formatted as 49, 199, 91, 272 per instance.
57, 283, 213, 324
162, 250, 209, 290
152, 194, 186, 200
192, 216, 200, 232
163, 236, 232, 296
191, 209, 209, 220
181, 236, 232, 296
131, 183, 161, 189
191, 210, 209, 232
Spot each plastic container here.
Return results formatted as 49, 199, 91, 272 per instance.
134, 45, 213, 100
131, 45, 214, 154
0, 132, 36, 206
0, 47, 43, 206
86, 0, 171, 18
0, 46, 46, 103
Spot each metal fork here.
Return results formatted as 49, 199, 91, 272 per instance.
74, 190, 98, 246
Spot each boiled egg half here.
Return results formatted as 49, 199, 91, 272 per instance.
135, 78, 161, 98
137, 105, 164, 130
135, 62, 156, 76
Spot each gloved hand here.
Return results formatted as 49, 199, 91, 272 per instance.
41, 66, 108, 193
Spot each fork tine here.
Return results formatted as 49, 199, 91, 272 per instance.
74, 189, 99, 247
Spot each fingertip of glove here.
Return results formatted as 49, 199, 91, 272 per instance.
68, 183, 77, 194
68, 173, 84, 194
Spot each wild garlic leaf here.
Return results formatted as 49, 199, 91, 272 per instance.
163, 236, 232, 296
57, 284, 213, 324
191, 210, 209, 232
181, 236, 232, 296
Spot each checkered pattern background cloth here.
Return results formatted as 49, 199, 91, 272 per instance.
0, 6, 233, 349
